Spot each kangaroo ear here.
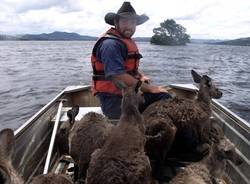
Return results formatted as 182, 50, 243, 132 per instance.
191, 70, 202, 83
0, 129, 15, 161
0, 168, 11, 184
67, 105, 79, 123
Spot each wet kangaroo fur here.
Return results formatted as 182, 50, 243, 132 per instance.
69, 111, 113, 182
56, 105, 79, 155
30, 173, 73, 184
0, 128, 73, 184
143, 70, 223, 180
169, 139, 243, 184
86, 83, 152, 184
0, 129, 24, 184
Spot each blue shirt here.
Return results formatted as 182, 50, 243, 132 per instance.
96, 38, 127, 79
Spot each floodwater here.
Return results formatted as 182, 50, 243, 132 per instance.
0, 41, 249, 130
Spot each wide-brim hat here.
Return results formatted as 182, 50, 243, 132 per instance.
105, 2, 149, 26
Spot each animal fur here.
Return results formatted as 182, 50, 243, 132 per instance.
0, 128, 73, 184
30, 173, 72, 184
69, 112, 113, 181
144, 113, 177, 180
169, 139, 243, 184
143, 70, 223, 180
0, 129, 24, 184
56, 105, 79, 155
86, 84, 152, 184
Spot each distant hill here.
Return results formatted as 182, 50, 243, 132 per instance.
0, 31, 98, 41
2, 32, 249, 46
211, 37, 250, 46
190, 39, 227, 44
0, 34, 18, 40
133, 37, 150, 42
0, 31, 151, 41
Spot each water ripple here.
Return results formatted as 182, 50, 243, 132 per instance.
0, 41, 249, 130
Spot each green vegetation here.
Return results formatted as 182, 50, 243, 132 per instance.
151, 19, 190, 45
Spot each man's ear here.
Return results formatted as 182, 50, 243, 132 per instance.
114, 17, 119, 27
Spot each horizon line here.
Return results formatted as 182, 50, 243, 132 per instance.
0, 31, 248, 40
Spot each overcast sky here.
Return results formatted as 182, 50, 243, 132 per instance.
0, 0, 250, 39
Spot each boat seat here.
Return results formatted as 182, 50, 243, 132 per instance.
52, 107, 103, 122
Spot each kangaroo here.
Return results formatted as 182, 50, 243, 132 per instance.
143, 70, 223, 181
169, 139, 243, 184
56, 105, 79, 155
86, 82, 152, 184
0, 128, 73, 184
0, 129, 24, 184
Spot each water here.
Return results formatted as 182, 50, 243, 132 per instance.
0, 41, 249, 130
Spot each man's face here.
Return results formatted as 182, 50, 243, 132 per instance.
116, 17, 136, 38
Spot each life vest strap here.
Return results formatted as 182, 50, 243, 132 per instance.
92, 36, 126, 57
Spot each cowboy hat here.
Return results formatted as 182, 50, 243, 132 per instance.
104, 2, 149, 26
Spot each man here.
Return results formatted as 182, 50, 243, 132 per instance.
91, 2, 171, 119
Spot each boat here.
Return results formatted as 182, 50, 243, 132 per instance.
13, 84, 250, 183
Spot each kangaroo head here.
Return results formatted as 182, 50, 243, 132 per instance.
67, 105, 79, 124
216, 139, 243, 166
191, 70, 223, 100
123, 85, 144, 112
207, 120, 224, 144
0, 129, 24, 184
114, 80, 144, 111
206, 139, 242, 178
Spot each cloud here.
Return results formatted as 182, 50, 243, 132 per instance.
0, 0, 250, 39
15, 0, 61, 13
1, 0, 85, 15
174, 3, 215, 21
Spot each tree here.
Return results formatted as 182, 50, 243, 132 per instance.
150, 19, 190, 45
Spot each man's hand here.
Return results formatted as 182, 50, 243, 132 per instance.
113, 73, 167, 94
140, 75, 150, 83
138, 70, 150, 83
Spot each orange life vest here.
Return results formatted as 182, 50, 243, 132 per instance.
91, 28, 142, 95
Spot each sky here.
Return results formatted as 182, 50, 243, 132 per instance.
0, 0, 250, 39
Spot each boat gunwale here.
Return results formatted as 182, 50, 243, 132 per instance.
14, 84, 249, 138
212, 99, 250, 132
14, 85, 90, 138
